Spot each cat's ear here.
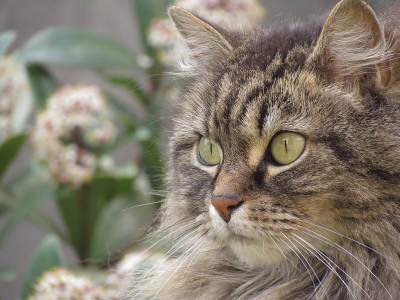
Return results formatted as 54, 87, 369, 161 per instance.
313, 0, 391, 90
168, 6, 233, 71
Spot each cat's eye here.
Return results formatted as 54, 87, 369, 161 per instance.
198, 137, 221, 166
270, 132, 306, 165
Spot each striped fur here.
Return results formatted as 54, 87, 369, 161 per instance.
130, 1, 400, 299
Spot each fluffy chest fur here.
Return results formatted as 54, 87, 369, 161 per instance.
131, 1, 400, 299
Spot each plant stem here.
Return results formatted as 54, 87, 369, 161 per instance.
78, 184, 90, 263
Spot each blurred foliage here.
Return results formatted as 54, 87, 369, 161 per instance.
0, 0, 174, 298
22, 235, 66, 299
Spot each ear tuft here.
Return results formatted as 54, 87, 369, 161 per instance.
313, 0, 392, 88
168, 6, 233, 72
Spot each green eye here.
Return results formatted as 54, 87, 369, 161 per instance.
198, 137, 221, 166
270, 132, 306, 165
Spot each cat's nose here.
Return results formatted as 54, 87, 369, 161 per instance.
211, 197, 243, 223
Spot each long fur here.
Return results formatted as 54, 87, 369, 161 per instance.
130, 1, 400, 299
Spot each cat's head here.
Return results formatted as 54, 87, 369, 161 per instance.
164, 0, 400, 268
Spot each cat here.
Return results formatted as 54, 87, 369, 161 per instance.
131, 0, 400, 299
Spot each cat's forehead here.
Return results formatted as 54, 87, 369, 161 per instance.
203, 64, 319, 142
178, 28, 350, 154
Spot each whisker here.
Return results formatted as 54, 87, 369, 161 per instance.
268, 232, 300, 274
292, 233, 360, 300
132, 231, 203, 298
152, 234, 207, 299
158, 215, 199, 233
140, 221, 197, 255
158, 225, 203, 261
153, 224, 203, 256
173, 234, 213, 298
121, 200, 164, 212
297, 226, 393, 300
132, 223, 201, 284
277, 231, 318, 291
126, 221, 201, 275
143, 215, 195, 244
279, 231, 330, 299
299, 219, 386, 259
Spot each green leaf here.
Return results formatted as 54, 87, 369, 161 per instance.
0, 188, 14, 217
0, 133, 28, 180
0, 188, 14, 207
88, 195, 152, 260
0, 205, 8, 216
105, 93, 141, 127
0, 162, 55, 247
135, 105, 166, 196
105, 74, 151, 106
56, 168, 137, 260
18, 27, 139, 69
28, 210, 68, 242
56, 185, 82, 256
0, 188, 65, 242
0, 269, 16, 283
26, 65, 58, 109
0, 31, 16, 57
98, 162, 138, 179
22, 235, 66, 299
0, 166, 65, 241
139, 137, 165, 196
85, 174, 136, 248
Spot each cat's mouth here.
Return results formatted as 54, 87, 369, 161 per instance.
208, 202, 299, 237
206, 204, 299, 266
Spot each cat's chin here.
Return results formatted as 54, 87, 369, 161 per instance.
228, 239, 287, 268
207, 205, 287, 268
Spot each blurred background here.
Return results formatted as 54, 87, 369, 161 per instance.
0, 0, 397, 299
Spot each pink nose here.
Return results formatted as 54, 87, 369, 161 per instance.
211, 197, 242, 223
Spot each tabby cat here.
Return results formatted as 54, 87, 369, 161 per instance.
131, 0, 400, 299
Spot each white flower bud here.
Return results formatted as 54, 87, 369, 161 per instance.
32, 85, 118, 188
0, 56, 28, 143
147, 0, 266, 66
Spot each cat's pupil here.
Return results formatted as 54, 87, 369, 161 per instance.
270, 132, 305, 165
198, 136, 221, 166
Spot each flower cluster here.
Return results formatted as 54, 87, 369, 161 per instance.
0, 56, 28, 143
28, 268, 109, 300
31, 85, 117, 188
28, 251, 164, 300
147, 0, 266, 66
